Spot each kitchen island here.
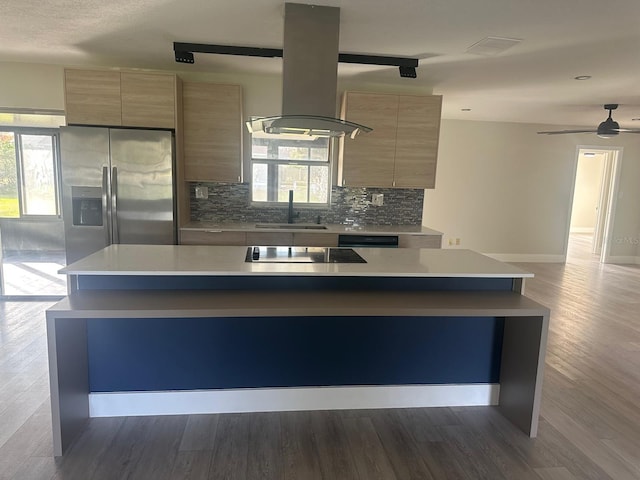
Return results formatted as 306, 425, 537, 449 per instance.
47, 245, 549, 455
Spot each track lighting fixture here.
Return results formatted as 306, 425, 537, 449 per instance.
172, 42, 418, 79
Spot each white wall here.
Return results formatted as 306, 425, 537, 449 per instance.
0, 62, 65, 110
570, 152, 605, 233
424, 119, 640, 262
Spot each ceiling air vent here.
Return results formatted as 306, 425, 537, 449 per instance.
466, 36, 522, 56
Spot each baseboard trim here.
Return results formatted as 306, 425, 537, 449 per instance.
605, 255, 640, 265
483, 253, 566, 263
89, 384, 500, 417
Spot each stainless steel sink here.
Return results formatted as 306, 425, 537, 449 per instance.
255, 223, 328, 230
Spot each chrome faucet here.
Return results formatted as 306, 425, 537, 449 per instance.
287, 190, 294, 223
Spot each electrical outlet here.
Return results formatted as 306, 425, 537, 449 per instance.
456, 238, 461, 245
195, 186, 208, 199
371, 193, 384, 206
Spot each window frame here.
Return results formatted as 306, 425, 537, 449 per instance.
250, 131, 333, 207
0, 127, 62, 219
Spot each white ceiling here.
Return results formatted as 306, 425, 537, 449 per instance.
3, 0, 640, 128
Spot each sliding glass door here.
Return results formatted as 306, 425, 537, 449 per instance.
0, 128, 67, 297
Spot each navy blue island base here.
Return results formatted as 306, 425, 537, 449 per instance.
47, 264, 549, 456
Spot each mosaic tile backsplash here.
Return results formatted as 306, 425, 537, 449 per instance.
190, 183, 424, 226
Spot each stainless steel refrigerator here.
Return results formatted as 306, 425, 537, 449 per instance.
60, 127, 176, 264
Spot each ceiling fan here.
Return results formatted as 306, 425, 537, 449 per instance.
537, 104, 640, 137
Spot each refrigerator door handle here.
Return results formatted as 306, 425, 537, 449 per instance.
112, 166, 119, 244
102, 166, 112, 245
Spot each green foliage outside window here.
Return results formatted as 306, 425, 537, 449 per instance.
0, 132, 19, 217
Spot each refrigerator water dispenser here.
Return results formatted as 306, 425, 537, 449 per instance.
71, 186, 103, 226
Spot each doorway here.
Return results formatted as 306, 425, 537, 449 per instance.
566, 147, 621, 263
0, 125, 67, 298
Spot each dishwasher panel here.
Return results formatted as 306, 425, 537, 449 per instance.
338, 234, 399, 248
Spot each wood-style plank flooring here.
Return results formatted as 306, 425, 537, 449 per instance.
1, 251, 67, 297
1, 234, 639, 479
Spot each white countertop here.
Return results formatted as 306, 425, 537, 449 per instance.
61, 245, 533, 279
181, 222, 443, 236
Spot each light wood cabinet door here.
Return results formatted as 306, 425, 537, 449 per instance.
246, 232, 293, 246
393, 95, 442, 188
182, 82, 243, 182
339, 92, 441, 189
292, 233, 339, 247
398, 234, 442, 248
180, 230, 246, 245
121, 72, 176, 129
339, 92, 398, 187
64, 69, 122, 126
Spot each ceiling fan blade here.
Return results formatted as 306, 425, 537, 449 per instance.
538, 105, 640, 136
537, 129, 597, 135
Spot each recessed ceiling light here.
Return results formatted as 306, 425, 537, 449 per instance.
632, 118, 640, 121
461, 108, 472, 112
574, 75, 591, 80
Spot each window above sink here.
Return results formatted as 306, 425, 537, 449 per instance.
250, 126, 331, 206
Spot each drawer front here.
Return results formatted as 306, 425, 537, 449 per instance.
246, 232, 294, 246
292, 233, 339, 247
180, 230, 246, 245
398, 235, 442, 248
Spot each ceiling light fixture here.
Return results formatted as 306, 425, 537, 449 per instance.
574, 75, 591, 80
399, 66, 417, 78
174, 50, 194, 64
461, 108, 472, 111
172, 42, 419, 79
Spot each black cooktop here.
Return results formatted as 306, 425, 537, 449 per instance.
245, 246, 367, 264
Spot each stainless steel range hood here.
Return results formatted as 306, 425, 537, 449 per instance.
246, 3, 372, 138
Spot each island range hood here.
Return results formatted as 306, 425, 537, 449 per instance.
246, 3, 372, 138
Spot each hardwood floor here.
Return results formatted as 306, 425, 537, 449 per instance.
1, 235, 639, 479
1, 251, 67, 297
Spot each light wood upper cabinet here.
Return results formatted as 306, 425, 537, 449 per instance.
121, 72, 176, 129
64, 69, 122, 126
339, 92, 442, 189
182, 82, 243, 183
64, 69, 177, 129
394, 95, 442, 189
339, 92, 398, 188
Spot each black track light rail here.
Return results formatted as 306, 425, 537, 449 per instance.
338, 54, 417, 68
173, 42, 418, 69
174, 42, 282, 60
